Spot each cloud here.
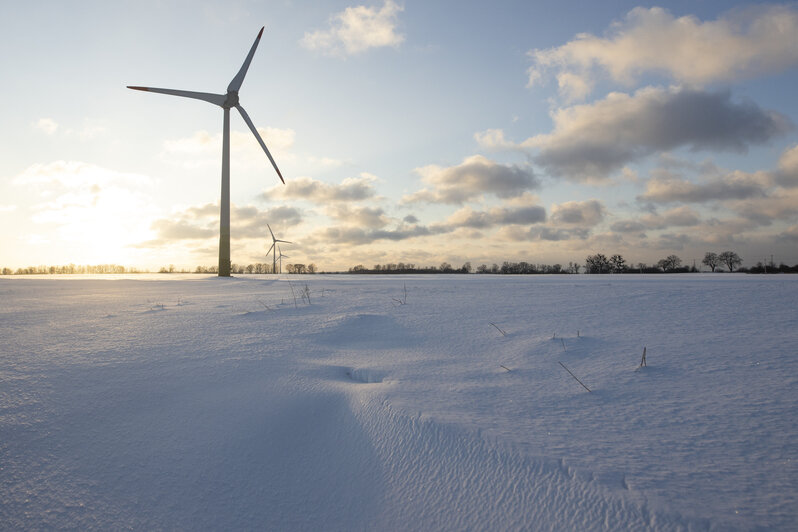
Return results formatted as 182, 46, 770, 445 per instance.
439, 204, 546, 230
140, 204, 302, 247
309, 224, 441, 246
637, 144, 798, 228
774, 144, 798, 188
150, 219, 215, 241
162, 128, 295, 169
611, 206, 701, 233
325, 204, 390, 228
0, 205, 18, 213
403, 155, 539, 204
260, 174, 377, 203
480, 87, 791, 181
301, 0, 404, 56
728, 189, 798, 225
34, 118, 58, 135
640, 170, 769, 203
610, 220, 646, 234
13, 160, 152, 188
501, 225, 590, 242
781, 225, 798, 242
528, 5, 798, 99
550, 200, 605, 226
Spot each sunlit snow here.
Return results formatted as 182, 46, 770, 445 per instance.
1, 274, 796, 530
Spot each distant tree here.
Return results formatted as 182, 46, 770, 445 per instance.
476, 264, 489, 274
307, 263, 317, 274
461, 261, 472, 273
440, 262, 453, 272
350, 264, 366, 272
610, 254, 626, 273
718, 251, 742, 272
567, 261, 581, 274
585, 253, 611, 274
657, 255, 682, 272
702, 252, 720, 272
246, 264, 255, 274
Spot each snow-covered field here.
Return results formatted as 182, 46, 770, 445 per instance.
1, 274, 796, 530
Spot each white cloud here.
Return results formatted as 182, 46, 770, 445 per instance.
162, 127, 296, 169
550, 200, 605, 226
13, 160, 152, 188
0, 205, 17, 213
34, 118, 58, 135
325, 204, 390, 228
403, 155, 539, 204
528, 5, 798, 99
139, 203, 303, 247
439, 203, 546, 230
640, 170, 769, 204
301, 0, 404, 56
261, 174, 378, 203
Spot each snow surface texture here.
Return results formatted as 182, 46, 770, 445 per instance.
1, 274, 796, 530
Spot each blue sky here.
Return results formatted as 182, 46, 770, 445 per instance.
1, 0, 797, 271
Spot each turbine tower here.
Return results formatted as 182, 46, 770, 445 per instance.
128, 27, 284, 277
266, 223, 291, 274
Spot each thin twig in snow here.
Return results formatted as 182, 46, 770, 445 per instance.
558, 361, 592, 393
489, 322, 507, 336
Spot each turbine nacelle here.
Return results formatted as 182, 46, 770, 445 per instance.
223, 91, 240, 109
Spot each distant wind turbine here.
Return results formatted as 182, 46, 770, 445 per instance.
277, 245, 289, 274
128, 27, 284, 277
266, 224, 291, 274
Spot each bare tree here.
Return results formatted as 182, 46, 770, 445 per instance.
702, 252, 720, 272
585, 253, 611, 274
610, 254, 626, 273
718, 251, 742, 272
657, 255, 682, 272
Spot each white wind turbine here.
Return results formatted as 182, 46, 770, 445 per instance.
277, 245, 289, 274
128, 27, 284, 277
266, 224, 291, 274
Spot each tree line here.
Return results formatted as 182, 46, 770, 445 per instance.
0, 263, 319, 275
1, 264, 140, 275
349, 250, 797, 275
5, 251, 798, 275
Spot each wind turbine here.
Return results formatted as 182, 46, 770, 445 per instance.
277, 245, 289, 274
266, 223, 291, 274
128, 27, 284, 277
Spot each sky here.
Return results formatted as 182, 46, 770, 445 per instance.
1, 0, 797, 271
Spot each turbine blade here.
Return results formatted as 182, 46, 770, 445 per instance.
275, 239, 292, 244
266, 243, 275, 255
236, 105, 285, 184
267, 223, 276, 240
228, 26, 264, 93
127, 86, 226, 107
